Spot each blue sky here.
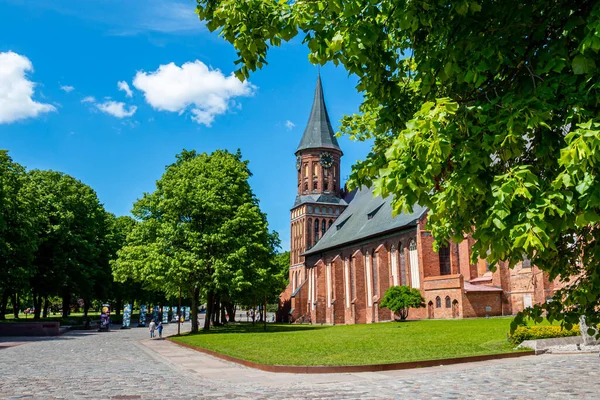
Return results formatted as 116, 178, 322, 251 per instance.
0, 0, 372, 251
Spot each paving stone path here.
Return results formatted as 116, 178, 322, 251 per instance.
1, 322, 598, 399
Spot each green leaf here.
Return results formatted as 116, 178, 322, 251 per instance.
572, 55, 596, 75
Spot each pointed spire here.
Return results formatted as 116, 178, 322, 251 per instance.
296, 74, 342, 154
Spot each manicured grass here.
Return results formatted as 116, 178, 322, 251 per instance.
172, 318, 528, 366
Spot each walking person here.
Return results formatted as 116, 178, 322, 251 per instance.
149, 319, 156, 339
157, 321, 163, 339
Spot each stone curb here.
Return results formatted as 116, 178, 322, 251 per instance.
166, 338, 535, 374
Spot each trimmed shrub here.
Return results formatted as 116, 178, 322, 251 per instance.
509, 325, 581, 344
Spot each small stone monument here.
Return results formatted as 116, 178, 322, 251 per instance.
579, 316, 599, 346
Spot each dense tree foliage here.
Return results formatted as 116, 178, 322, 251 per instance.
380, 286, 425, 320
1, 152, 164, 320
113, 149, 280, 332
0, 151, 37, 319
196, 0, 600, 332
26, 170, 108, 319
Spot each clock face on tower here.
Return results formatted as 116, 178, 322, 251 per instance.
296, 156, 302, 171
319, 152, 334, 169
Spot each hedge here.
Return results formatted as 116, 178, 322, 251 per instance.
509, 325, 581, 344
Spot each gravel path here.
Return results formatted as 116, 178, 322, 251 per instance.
1, 322, 599, 399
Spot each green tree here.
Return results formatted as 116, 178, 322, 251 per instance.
27, 170, 107, 319
91, 213, 138, 318
380, 286, 425, 321
113, 149, 278, 332
273, 251, 290, 292
0, 151, 37, 319
196, 0, 600, 332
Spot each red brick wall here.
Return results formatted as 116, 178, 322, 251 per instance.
462, 292, 502, 318
332, 257, 345, 324
290, 279, 309, 323
375, 245, 393, 322
425, 289, 464, 319
315, 261, 327, 323
458, 236, 478, 280
423, 275, 464, 319
418, 227, 440, 279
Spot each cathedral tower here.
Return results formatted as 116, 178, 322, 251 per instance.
289, 75, 347, 291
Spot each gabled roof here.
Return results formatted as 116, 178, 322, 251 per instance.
303, 186, 427, 256
296, 74, 342, 154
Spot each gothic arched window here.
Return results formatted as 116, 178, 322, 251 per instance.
439, 245, 451, 275
314, 218, 320, 243
328, 219, 333, 229
372, 250, 378, 296
522, 254, 531, 269
350, 257, 356, 300
321, 219, 326, 236
307, 219, 312, 248
436, 296, 441, 308
399, 243, 406, 285
445, 296, 451, 308
409, 239, 420, 288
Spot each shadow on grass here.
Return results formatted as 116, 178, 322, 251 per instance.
185, 322, 326, 336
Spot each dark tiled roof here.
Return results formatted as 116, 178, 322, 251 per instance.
293, 193, 348, 208
303, 186, 427, 256
296, 75, 342, 154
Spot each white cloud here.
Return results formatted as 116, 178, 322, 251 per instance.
117, 81, 133, 97
96, 100, 137, 118
60, 84, 75, 93
132, 60, 254, 126
0, 51, 56, 124
285, 120, 295, 130
81, 96, 96, 103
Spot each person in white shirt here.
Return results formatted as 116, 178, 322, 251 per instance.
149, 319, 156, 338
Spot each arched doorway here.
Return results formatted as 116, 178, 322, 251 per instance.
428, 301, 434, 319
452, 300, 459, 318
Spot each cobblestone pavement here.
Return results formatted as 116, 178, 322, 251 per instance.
1, 322, 599, 399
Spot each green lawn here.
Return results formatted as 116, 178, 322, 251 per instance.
172, 318, 528, 366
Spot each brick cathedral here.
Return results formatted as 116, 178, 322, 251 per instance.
278, 76, 564, 324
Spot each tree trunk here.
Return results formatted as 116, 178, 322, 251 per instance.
221, 302, 227, 324
33, 292, 42, 320
191, 286, 200, 333
213, 295, 221, 326
252, 296, 256, 325
115, 298, 122, 317
0, 291, 8, 320
43, 297, 50, 318
225, 302, 236, 322
11, 293, 19, 318
62, 292, 70, 318
203, 291, 214, 331
83, 298, 90, 318
263, 295, 267, 331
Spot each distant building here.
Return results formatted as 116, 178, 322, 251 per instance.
278, 76, 562, 324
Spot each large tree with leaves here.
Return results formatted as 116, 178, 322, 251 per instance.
0, 151, 38, 319
113, 149, 278, 332
27, 170, 108, 319
197, 0, 600, 331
